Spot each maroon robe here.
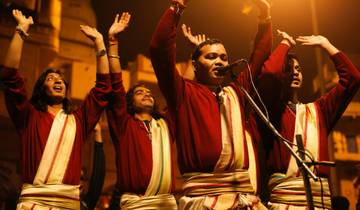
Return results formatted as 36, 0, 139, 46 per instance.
106, 72, 176, 195
150, 8, 272, 191
260, 44, 360, 177
0, 66, 111, 185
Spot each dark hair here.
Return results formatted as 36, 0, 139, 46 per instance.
30, 68, 72, 113
125, 84, 162, 119
284, 53, 300, 74
191, 38, 223, 61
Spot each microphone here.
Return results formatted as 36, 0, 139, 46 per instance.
215, 59, 248, 76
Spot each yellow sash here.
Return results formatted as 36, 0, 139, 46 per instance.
216, 86, 257, 191
287, 103, 319, 176
144, 118, 172, 196
120, 118, 175, 209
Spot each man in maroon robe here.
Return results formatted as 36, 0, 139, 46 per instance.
0, 9, 111, 209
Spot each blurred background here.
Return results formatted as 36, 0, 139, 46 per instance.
0, 0, 359, 209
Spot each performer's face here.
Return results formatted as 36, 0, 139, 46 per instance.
132, 86, 154, 112
289, 58, 303, 89
43, 72, 66, 100
193, 43, 229, 86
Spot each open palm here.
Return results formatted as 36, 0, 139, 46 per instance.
12, 9, 33, 31
80, 25, 103, 42
181, 24, 207, 46
108, 12, 131, 38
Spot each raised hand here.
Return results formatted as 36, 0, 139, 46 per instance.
174, 0, 188, 6
108, 12, 131, 40
181, 24, 207, 47
13, 9, 33, 32
296, 35, 339, 55
296, 35, 330, 47
80, 25, 103, 43
277, 29, 296, 47
252, 0, 270, 19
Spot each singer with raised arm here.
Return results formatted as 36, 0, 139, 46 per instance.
105, 13, 178, 210
150, 0, 272, 209
259, 31, 360, 209
0, 10, 111, 209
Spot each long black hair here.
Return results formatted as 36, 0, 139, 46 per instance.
30, 68, 72, 113
281, 53, 301, 103
125, 84, 162, 119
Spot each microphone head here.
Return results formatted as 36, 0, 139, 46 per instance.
214, 59, 248, 76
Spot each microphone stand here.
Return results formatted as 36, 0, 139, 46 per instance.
296, 134, 315, 210
227, 63, 318, 210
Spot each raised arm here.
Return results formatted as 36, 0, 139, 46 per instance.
149, 0, 188, 110
262, 30, 295, 75
1, 10, 33, 131
297, 35, 360, 131
80, 25, 109, 75
4, 10, 33, 69
106, 12, 131, 124
245, 0, 272, 79
78, 26, 111, 137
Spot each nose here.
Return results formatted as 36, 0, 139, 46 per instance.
54, 77, 63, 84
215, 58, 227, 67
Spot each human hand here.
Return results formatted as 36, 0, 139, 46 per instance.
173, 0, 188, 6
12, 9, 33, 32
181, 24, 207, 46
296, 35, 329, 47
252, 0, 270, 19
108, 12, 131, 40
296, 35, 339, 55
277, 29, 296, 47
80, 25, 104, 44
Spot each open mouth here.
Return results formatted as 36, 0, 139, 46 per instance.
213, 67, 226, 77
53, 86, 63, 92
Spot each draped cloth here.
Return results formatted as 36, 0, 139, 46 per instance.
268, 174, 331, 209
179, 87, 265, 210
17, 110, 80, 210
268, 103, 331, 209
120, 118, 177, 210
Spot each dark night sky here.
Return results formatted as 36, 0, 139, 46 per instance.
91, 0, 360, 101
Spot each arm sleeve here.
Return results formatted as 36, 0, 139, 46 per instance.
0, 66, 31, 132
239, 21, 273, 91
150, 8, 185, 110
315, 52, 360, 132
75, 73, 111, 140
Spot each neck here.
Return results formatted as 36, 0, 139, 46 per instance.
289, 89, 299, 104
134, 112, 153, 121
47, 103, 63, 116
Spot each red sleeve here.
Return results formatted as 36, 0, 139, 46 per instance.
316, 52, 360, 132
262, 43, 290, 75
0, 66, 32, 132
106, 72, 130, 138
75, 73, 111, 140
239, 21, 272, 90
150, 8, 185, 110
